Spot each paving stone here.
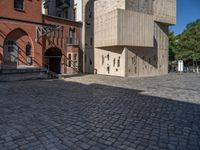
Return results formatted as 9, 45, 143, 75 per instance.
80, 143, 91, 149
0, 74, 199, 150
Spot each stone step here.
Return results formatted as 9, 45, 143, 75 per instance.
0, 68, 51, 82
0, 68, 46, 74
0, 72, 50, 82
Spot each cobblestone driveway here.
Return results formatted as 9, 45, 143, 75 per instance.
0, 73, 200, 150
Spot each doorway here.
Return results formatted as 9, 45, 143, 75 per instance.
44, 48, 62, 74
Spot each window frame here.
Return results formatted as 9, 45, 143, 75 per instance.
14, 0, 24, 11
69, 28, 76, 44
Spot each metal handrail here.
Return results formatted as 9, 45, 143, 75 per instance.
43, 63, 59, 78
66, 38, 80, 46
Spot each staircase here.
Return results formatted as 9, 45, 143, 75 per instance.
0, 53, 80, 82
0, 67, 57, 82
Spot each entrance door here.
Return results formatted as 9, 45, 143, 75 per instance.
49, 57, 61, 74
44, 48, 62, 74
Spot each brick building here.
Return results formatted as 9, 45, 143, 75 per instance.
0, 0, 82, 75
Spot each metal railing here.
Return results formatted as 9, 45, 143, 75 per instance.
43, 63, 59, 78
66, 38, 80, 46
56, 0, 70, 8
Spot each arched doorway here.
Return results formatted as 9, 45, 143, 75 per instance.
44, 48, 62, 74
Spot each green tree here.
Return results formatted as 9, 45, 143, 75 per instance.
169, 31, 177, 62
175, 19, 200, 65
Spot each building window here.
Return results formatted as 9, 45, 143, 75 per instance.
90, 59, 92, 65
5, 40, 18, 63
14, 0, 24, 10
107, 66, 110, 74
69, 28, 76, 44
149, 58, 151, 64
57, 11, 62, 17
117, 57, 120, 67
102, 55, 104, 65
73, 53, 78, 67
73, 8, 77, 20
107, 54, 109, 61
113, 59, 116, 67
73, 54, 77, 61
26, 44, 31, 56
26, 44, 32, 65
68, 54, 71, 67
6, 40, 17, 52
132, 56, 137, 65
64, 8, 69, 19
142, 56, 146, 64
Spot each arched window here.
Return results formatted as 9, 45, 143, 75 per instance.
26, 44, 32, 56
26, 44, 32, 65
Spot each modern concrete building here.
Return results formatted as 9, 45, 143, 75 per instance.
83, 0, 176, 77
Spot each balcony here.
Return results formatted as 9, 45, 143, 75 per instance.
66, 38, 80, 46
56, 0, 70, 8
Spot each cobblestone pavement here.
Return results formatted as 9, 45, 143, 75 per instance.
0, 73, 200, 150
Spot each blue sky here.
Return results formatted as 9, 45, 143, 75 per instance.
170, 0, 200, 35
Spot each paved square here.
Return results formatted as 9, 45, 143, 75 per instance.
0, 73, 200, 150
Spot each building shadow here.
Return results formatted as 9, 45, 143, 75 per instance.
0, 79, 199, 149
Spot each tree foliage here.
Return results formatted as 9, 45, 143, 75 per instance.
169, 31, 177, 62
169, 19, 200, 64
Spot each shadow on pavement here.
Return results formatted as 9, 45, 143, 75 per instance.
0, 79, 199, 150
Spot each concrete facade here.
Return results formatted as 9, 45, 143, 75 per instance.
83, 0, 176, 77
74, 0, 83, 22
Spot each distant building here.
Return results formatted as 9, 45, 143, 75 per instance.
43, 0, 75, 20
74, 0, 83, 22
0, 0, 82, 74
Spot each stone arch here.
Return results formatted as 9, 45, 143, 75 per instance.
44, 47, 62, 74
3, 28, 34, 68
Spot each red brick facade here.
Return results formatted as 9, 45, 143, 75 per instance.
0, 0, 82, 74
